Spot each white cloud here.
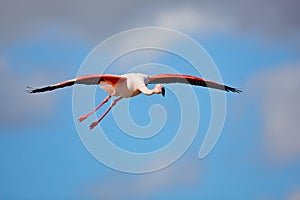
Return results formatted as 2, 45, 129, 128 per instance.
287, 187, 300, 200
153, 6, 234, 35
245, 64, 300, 163
86, 154, 200, 199
0, 60, 58, 129
0, 0, 299, 47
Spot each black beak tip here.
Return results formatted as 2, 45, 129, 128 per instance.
161, 87, 165, 97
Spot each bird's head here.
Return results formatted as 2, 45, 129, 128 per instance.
154, 84, 165, 97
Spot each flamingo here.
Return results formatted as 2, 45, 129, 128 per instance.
27, 73, 242, 129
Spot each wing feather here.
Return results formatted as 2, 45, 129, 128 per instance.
148, 74, 242, 93
27, 74, 126, 93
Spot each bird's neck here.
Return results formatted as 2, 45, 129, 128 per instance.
138, 85, 156, 96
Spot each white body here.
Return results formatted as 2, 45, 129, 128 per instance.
102, 73, 150, 98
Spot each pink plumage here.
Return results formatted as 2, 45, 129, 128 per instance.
27, 73, 241, 129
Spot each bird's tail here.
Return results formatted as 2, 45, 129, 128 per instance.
26, 79, 77, 93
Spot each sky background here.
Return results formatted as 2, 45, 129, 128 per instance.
1, 0, 300, 199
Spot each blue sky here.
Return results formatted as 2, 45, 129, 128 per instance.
1, 1, 300, 199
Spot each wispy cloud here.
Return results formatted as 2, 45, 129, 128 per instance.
287, 187, 300, 200
153, 7, 227, 34
244, 63, 300, 163
0, 60, 58, 129
1, 0, 299, 47
85, 154, 201, 199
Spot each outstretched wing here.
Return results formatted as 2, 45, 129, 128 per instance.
148, 74, 242, 93
27, 74, 126, 93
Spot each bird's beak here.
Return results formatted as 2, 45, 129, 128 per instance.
161, 87, 165, 97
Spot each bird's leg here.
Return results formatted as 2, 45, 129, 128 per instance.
90, 97, 123, 130
78, 95, 112, 122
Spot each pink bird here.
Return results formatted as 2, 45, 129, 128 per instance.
27, 73, 242, 129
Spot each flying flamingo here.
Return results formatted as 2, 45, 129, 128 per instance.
27, 73, 242, 129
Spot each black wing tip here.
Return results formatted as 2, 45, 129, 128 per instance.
26, 86, 35, 93
226, 87, 243, 93
26, 86, 49, 93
